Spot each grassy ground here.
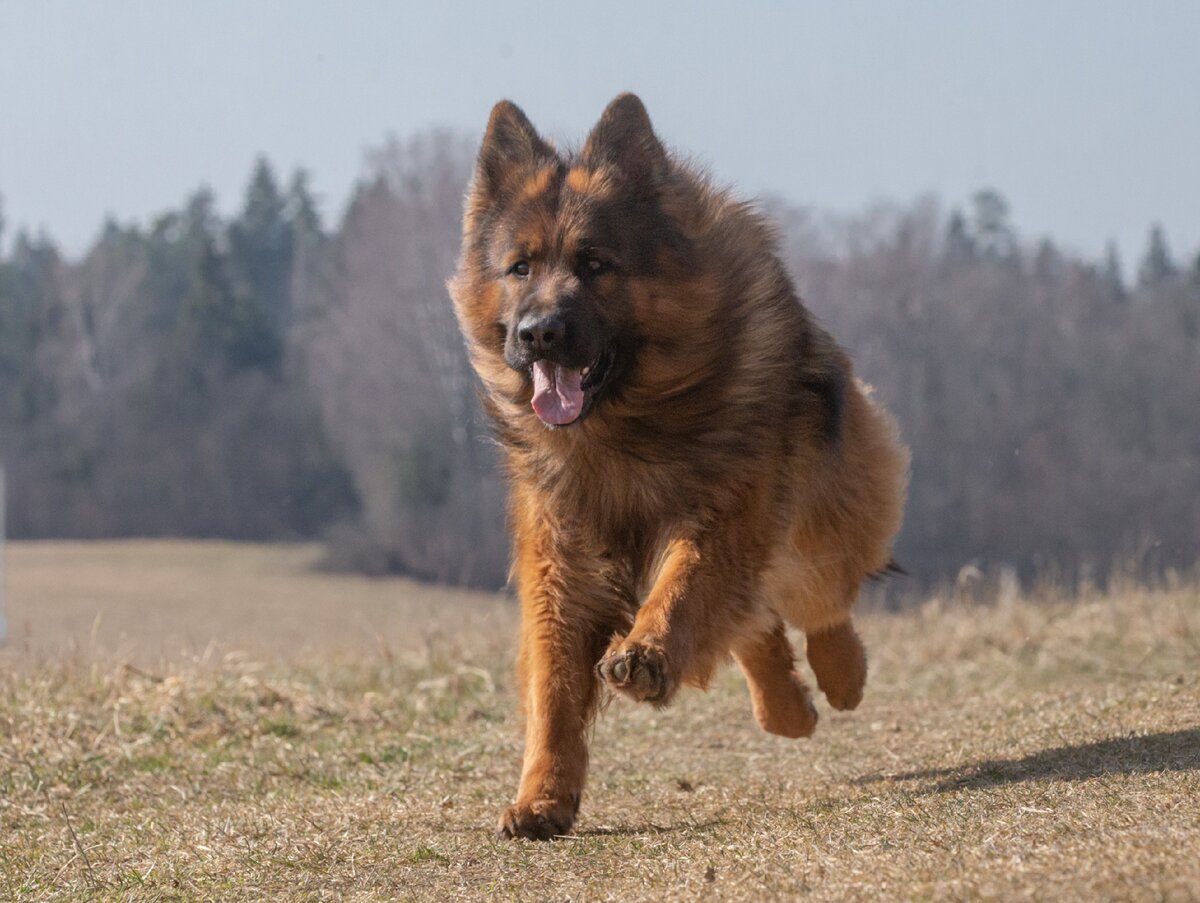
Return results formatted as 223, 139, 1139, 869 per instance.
1, 541, 1198, 901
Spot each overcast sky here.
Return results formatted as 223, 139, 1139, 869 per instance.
1, 1, 1197, 268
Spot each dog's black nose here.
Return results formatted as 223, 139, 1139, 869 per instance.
517, 313, 567, 355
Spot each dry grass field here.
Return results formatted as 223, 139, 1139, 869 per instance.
1, 541, 1198, 901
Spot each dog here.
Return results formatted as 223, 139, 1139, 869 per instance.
448, 93, 909, 840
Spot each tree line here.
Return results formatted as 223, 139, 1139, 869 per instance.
1, 134, 1197, 589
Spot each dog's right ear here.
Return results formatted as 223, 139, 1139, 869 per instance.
472, 101, 553, 202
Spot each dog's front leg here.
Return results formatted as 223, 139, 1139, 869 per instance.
497, 506, 615, 840
497, 603, 605, 840
597, 531, 763, 706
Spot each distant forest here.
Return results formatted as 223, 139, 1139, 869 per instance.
1, 131, 1198, 589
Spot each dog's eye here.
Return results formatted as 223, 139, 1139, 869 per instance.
508, 261, 531, 278
583, 257, 608, 276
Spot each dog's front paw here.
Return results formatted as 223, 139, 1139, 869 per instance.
496, 798, 576, 841
597, 641, 674, 705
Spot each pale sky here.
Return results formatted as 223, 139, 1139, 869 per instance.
1, 1, 1198, 270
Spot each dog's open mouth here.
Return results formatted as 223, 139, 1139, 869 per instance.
530, 349, 615, 427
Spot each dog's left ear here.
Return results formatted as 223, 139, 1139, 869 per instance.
583, 93, 669, 189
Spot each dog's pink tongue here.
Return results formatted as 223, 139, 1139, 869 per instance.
531, 360, 585, 425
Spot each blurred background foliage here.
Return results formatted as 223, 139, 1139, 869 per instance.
1, 135, 1197, 589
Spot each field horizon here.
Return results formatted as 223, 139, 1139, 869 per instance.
1, 540, 1197, 900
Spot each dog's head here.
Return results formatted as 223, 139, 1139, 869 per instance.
449, 94, 696, 429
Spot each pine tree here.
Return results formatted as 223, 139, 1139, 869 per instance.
182, 231, 279, 373
0, 232, 59, 423
286, 169, 323, 239
229, 158, 293, 332
285, 169, 325, 319
943, 209, 975, 266
141, 188, 219, 332
1137, 223, 1176, 288
1033, 238, 1063, 283
970, 188, 1018, 260
1102, 240, 1126, 301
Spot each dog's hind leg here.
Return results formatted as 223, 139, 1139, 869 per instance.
733, 620, 817, 738
765, 553, 872, 712
805, 619, 867, 711
766, 559, 870, 711
769, 374, 906, 712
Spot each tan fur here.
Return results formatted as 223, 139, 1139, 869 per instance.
519, 166, 555, 200
448, 94, 909, 840
565, 165, 614, 197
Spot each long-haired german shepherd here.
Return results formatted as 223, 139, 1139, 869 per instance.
448, 94, 909, 840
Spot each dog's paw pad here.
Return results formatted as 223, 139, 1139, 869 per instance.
598, 643, 672, 704
496, 800, 575, 841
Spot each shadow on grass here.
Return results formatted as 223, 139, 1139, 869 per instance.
854, 727, 1200, 793
575, 819, 726, 838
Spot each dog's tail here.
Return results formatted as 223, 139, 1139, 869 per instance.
867, 559, 907, 582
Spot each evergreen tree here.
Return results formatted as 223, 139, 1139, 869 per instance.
285, 169, 325, 320
943, 209, 975, 266
1033, 238, 1064, 283
0, 233, 58, 424
1102, 240, 1126, 301
182, 232, 279, 373
970, 188, 1018, 260
141, 188, 219, 332
1137, 223, 1176, 288
229, 158, 293, 332
183, 188, 219, 236
286, 169, 323, 239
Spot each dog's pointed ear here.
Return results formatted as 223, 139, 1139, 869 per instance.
473, 100, 553, 200
582, 93, 668, 188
